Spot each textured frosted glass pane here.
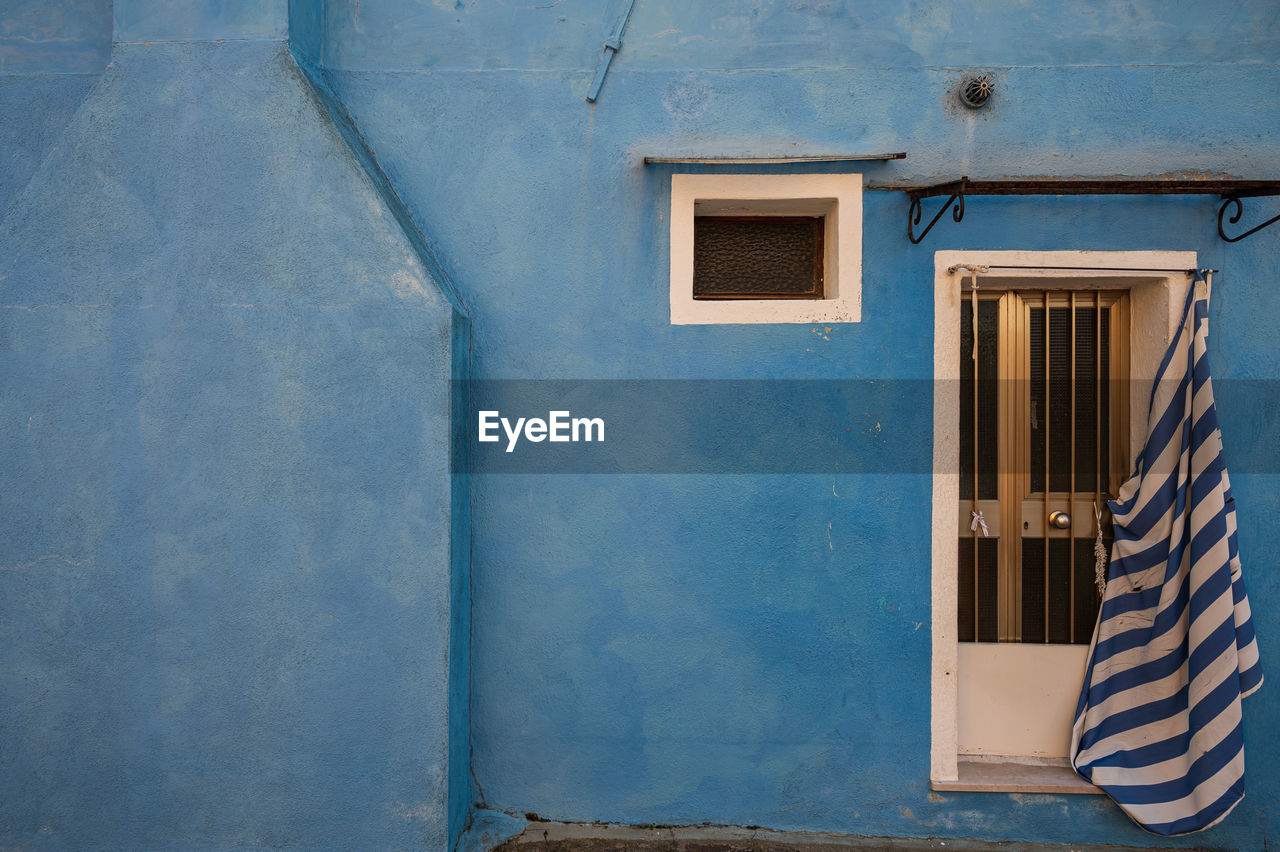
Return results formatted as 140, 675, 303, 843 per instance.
960, 298, 999, 500
693, 217, 823, 299
1022, 537, 1079, 644
959, 536, 999, 642
1046, 537, 1071, 644
1049, 307, 1072, 493
1074, 306, 1099, 493
1022, 539, 1046, 643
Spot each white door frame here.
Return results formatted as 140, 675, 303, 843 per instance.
930, 250, 1195, 783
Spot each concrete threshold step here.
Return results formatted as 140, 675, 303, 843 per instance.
495, 822, 1210, 852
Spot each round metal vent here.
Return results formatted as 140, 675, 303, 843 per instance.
959, 75, 994, 109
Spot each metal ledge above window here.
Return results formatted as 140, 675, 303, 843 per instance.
875, 177, 1280, 243
644, 153, 906, 165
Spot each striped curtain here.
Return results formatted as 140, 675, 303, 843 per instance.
1070, 271, 1263, 835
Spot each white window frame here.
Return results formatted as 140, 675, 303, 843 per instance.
930, 249, 1196, 791
669, 173, 862, 324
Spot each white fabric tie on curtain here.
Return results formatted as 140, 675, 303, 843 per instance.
970, 510, 988, 537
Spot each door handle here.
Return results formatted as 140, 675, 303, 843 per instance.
1048, 510, 1071, 529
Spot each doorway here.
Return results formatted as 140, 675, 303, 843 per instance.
929, 250, 1194, 786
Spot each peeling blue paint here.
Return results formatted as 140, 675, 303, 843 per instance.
457, 809, 529, 852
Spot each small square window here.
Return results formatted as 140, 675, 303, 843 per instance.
669, 173, 861, 324
693, 216, 824, 300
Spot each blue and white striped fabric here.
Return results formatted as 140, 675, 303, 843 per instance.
1070, 271, 1263, 836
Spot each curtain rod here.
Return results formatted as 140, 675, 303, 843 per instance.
948, 264, 1217, 275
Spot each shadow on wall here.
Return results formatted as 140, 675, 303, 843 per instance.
0, 7, 469, 848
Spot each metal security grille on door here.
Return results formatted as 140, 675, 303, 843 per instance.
959, 290, 1130, 643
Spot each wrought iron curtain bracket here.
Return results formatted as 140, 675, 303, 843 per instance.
908, 178, 968, 244
890, 178, 1280, 243
1218, 190, 1280, 242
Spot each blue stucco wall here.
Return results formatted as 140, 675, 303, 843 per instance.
114, 0, 288, 42
3, 1, 1280, 849
310, 1, 1280, 848
0, 0, 108, 215
0, 12, 467, 850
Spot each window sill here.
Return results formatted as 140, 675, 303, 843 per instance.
932, 757, 1101, 794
